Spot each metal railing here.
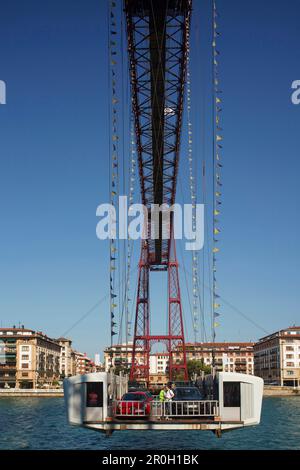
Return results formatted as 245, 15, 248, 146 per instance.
113, 399, 219, 419
151, 400, 219, 418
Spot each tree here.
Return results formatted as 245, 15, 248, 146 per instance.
187, 359, 211, 379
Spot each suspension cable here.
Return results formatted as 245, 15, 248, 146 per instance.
211, 0, 223, 346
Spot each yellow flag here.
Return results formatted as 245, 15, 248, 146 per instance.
214, 228, 220, 234
213, 322, 220, 328
213, 247, 219, 253
214, 303, 220, 309
216, 135, 223, 142
216, 97, 221, 104
214, 209, 220, 216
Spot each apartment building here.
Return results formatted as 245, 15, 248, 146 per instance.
56, 337, 73, 378
254, 326, 300, 386
104, 341, 254, 382
149, 353, 170, 385
104, 342, 136, 371
73, 351, 95, 375
184, 342, 254, 375
104, 344, 169, 384
0, 327, 61, 389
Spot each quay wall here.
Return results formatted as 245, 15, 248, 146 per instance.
263, 386, 300, 397
0, 389, 63, 397
0, 386, 299, 398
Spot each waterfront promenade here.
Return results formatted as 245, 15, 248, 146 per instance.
0, 386, 299, 398
0, 389, 63, 397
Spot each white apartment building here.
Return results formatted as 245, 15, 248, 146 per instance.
254, 326, 300, 386
56, 337, 73, 378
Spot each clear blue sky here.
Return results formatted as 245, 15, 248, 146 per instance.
0, 0, 299, 359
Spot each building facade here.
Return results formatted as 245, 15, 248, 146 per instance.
185, 342, 254, 375
73, 351, 95, 375
104, 342, 136, 372
104, 341, 254, 382
0, 328, 61, 389
254, 326, 300, 386
56, 337, 73, 378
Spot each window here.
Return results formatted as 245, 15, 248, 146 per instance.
22, 346, 29, 352
286, 354, 294, 359
22, 372, 28, 377
223, 382, 241, 407
22, 355, 29, 360
86, 382, 103, 407
286, 362, 294, 367
21, 363, 29, 369
286, 346, 294, 351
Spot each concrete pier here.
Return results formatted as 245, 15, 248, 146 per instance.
0, 389, 63, 397
263, 386, 300, 397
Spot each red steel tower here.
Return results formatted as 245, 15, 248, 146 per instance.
125, 0, 192, 384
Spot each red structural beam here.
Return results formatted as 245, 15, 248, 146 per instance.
125, 0, 191, 384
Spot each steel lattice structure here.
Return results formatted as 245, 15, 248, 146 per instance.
125, 0, 192, 384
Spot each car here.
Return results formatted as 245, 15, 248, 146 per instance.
116, 391, 153, 417
172, 386, 205, 416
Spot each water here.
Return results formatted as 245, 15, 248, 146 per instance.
0, 397, 299, 449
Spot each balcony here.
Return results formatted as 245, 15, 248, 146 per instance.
0, 363, 16, 370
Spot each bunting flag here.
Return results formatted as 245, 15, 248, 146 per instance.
125, 119, 137, 341
109, 0, 120, 344
186, 28, 201, 342
212, 0, 223, 343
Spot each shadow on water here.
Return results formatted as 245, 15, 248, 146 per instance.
0, 396, 300, 449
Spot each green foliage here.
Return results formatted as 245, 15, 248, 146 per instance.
187, 359, 211, 378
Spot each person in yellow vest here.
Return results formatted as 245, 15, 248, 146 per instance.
159, 386, 166, 419
159, 387, 165, 402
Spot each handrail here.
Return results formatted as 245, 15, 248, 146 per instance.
113, 399, 219, 418
151, 400, 219, 417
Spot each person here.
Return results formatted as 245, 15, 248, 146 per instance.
164, 385, 174, 417
87, 391, 98, 407
159, 386, 166, 419
159, 387, 165, 403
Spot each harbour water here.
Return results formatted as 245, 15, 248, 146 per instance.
0, 397, 299, 450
